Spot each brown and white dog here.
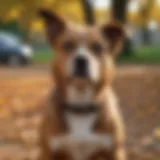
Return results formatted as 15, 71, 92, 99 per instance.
39, 9, 126, 160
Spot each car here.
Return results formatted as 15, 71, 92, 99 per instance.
0, 32, 33, 66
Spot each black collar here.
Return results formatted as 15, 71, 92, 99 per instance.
52, 89, 102, 115
60, 103, 100, 114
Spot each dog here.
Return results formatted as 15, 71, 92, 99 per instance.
38, 9, 126, 160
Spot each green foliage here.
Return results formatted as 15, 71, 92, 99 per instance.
0, 20, 22, 36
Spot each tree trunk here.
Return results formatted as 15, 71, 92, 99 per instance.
112, 0, 128, 23
81, 0, 95, 25
112, 0, 132, 56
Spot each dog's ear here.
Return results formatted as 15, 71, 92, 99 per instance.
39, 9, 66, 44
101, 22, 125, 56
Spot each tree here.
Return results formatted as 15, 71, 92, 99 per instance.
112, 0, 128, 23
81, 0, 95, 25
18, 0, 43, 43
0, 0, 85, 42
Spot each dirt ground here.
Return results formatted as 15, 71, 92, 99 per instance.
0, 65, 160, 160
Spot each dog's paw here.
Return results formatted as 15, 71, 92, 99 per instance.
49, 136, 67, 151
49, 135, 76, 151
90, 134, 113, 149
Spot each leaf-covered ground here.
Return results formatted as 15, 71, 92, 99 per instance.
0, 65, 160, 160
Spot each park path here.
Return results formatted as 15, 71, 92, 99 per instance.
0, 65, 160, 159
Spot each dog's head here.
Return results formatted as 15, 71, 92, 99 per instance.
40, 10, 125, 95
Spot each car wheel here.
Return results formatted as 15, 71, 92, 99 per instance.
7, 55, 22, 67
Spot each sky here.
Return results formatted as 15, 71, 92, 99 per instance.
90, 0, 111, 9
91, 0, 138, 10
91, 0, 160, 11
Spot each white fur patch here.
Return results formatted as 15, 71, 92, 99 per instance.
66, 85, 93, 105
65, 112, 97, 136
64, 113, 112, 146
49, 113, 113, 155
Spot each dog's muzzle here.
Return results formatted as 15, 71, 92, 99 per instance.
73, 56, 88, 78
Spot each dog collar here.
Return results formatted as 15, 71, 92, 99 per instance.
60, 103, 100, 114
52, 88, 102, 114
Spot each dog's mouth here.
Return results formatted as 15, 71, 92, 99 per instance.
67, 70, 98, 89
68, 77, 92, 90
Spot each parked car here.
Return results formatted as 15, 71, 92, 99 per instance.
0, 32, 33, 66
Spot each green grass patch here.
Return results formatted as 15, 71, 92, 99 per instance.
33, 50, 53, 64
118, 46, 160, 64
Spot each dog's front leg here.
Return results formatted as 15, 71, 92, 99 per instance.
112, 118, 126, 160
95, 129, 126, 160
38, 124, 53, 160
114, 146, 126, 160
39, 144, 52, 160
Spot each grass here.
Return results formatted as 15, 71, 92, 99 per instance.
33, 46, 160, 64
33, 50, 53, 64
118, 46, 160, 64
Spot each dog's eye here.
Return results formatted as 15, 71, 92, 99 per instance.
62, 40, 76, 52
90, 42, 103, 55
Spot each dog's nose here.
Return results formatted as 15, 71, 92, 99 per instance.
73, 56, 88, 77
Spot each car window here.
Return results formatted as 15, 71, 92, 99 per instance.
0, 33, 20, 49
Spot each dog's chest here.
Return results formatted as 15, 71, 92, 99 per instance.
49, 112, 113, 160
65, 112, 97, 136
